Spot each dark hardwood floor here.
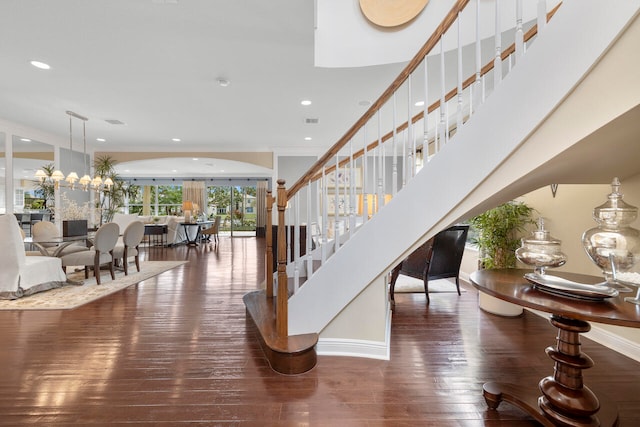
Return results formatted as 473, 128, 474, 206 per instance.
1, 237, 639, 426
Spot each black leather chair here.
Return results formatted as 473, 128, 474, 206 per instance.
389, 225, 469, 307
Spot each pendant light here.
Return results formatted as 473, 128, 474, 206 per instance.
64, 111, 87, 189
78, 114, 92, 191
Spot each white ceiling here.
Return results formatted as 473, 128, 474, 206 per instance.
0, 0, 406, 171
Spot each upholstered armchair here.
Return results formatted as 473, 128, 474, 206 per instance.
200, 216, 221, 244
389, 225, 469, 307
166, 216, 198, 246
0, 214, 67, 300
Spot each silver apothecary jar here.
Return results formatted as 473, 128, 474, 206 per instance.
516, 218, 567, 275
582, 177, 640, 283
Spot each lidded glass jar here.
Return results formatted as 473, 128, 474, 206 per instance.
516, 217, 567, 275
582, 177, 640, 283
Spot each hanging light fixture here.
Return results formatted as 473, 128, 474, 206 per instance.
64, 111, 87, 189
34, 110, 113, 191
78, 113, 92, 191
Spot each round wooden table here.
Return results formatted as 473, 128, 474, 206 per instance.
470, 268, 640, 427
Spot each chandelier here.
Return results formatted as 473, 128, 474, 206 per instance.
34, 111, 113, 191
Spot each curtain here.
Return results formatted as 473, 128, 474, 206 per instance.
256, 181, 267, 236
182, 181, 206, 215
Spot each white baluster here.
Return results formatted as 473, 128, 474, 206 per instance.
515, 0, 524, 61
423, 54, 429, 153
306, 180, 313, 278
494, 0, 502, 88
392, 92, 398, 196
321, 166, 328, 264
401, 128, 407, 189
362, 126, 368, 224
293, 193, 300, 293
456, 11, 463, 132
473, 0, 482, 114
378, 111, 385, 209
349, 139, 355, 238
438, 37, 446, 149
334, 155, 340, 254
406, 75, 413, 181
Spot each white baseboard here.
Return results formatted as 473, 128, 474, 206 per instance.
317, 307, 392, 360
527, 308, 640, 363
584, 325, 640, 364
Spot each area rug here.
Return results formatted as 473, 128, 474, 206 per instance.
392, 274, 467, 293
0, 260, 187, 311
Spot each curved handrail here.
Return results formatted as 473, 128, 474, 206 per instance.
287, 0, 471, 199
289, 1, 562, 197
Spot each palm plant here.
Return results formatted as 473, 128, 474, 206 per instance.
469, 201, 535, 269
32, 163, 56, 210
93, 155, 138, 224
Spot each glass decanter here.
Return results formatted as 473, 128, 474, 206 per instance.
516, 217, 567, 275
581, 177, 640, 286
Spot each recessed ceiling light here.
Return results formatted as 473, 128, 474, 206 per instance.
192, 158, 199, 161
96, 138, 106, 142
301, 100, 312, 106
30, 60, 50, 70
414, 101, 425, 107
20, 138, 31, 142
216, 78, 230, 87
124, 169, 130, 173
172, 138, 181, 142
172, 169, 177, 173
304, 137, 312, 141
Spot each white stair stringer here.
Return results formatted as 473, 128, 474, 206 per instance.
288, 0, 640, 337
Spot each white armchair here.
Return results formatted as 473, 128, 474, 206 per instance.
0, 214, 67, 300
166, 216, 199, 246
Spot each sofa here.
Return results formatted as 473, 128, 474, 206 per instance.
111, 213, 200, 246
0, 214, 68, 300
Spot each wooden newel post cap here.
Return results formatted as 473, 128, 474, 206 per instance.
277, 179, 286, 187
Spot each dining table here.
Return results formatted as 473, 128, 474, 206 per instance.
24, 233, 94, 257
470, 268, 640, 427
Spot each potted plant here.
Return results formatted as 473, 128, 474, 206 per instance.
469, 201, 535, 269
93, 155, 139, 224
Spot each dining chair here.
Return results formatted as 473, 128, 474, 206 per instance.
60, 222, 120, 285
113, 221, 145, 275
389, 225, 469, 308
32, 221, 89, 257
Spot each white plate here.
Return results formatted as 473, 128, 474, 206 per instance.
524, 273, 619, 301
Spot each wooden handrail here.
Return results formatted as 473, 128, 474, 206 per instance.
292, 1, 562, 194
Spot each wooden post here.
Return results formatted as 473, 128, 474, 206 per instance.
265, 190, 274, 298
276, 179, 288, 337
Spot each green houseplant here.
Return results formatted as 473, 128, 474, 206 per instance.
469, 201, 535, 269
93, 155, 139, 224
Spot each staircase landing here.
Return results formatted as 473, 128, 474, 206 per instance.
243, 290, 318, 375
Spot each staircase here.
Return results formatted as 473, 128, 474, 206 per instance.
245, 0, 640, 374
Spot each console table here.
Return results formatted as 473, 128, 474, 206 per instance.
144, 224, 167, 247
179, 221, 212, 246
470, 268, 640, 426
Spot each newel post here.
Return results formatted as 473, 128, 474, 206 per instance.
276, 179, 288, 337
265, 190, 274, 298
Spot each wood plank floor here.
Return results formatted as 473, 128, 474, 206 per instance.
1, 237, 639, 426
